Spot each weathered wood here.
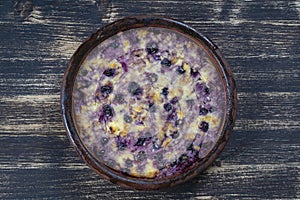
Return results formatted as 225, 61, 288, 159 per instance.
0, 0, 299, 199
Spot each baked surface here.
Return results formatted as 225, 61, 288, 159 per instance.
73, 27, 226, 178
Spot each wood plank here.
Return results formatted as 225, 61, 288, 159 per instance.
0, 128, 299, 198
0, 0, 299, 199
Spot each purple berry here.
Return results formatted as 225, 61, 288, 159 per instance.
101, 137, 109, 145
118, 142, 127, 150
178, 154, 188, 165
145, 132, 152, 138
161, 87, 169, 96
167, 110, 178, 121
135, 135, 152, 146
153, 153, 163, 160
125, 159, 133, 167
98, 105, 114, 122
134, 137, 147, 146
190, 67, 200, 78
100, 85, 113, 95
128, 81, 143, 96
161, 58, 171, 67
112, 42, 119, 49
147, 73, 158, 83
128, 81, 139, 92
195, 82, 205, 93
164, 103, 173, 112
199, 107, 208, 115
152, 54, 161, 61
177, 65, 185, 74
115, 136, 128, 151
132, 49, 144, 57
114, 93, 124, 103
146, 42, 158, 54
204, 87, 210, 95
170, 97, 178, 104
187, 143, 193, 151
149, 102, 156, 113
135, 121, 144, 126
185, 99, 194, 107
136, 151, 146, 161
133, 87, 143, 96
175, 119, 182, 126
107, 159, 115, 167
97, 149, 105, 158
123, 114, 133, 123
199, 121, 209, 132
152, 138, 161, 150
103, 68, 116, 77
103, 105, 113, 118
171, 131, 179, 139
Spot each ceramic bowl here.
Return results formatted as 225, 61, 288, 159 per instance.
61, 16, 237, 190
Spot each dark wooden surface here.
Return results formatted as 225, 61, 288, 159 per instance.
0, 0, 299, 199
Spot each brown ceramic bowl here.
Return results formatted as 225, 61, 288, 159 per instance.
61, 16, 237, 190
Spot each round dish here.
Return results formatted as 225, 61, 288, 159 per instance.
61, 16, 237, 190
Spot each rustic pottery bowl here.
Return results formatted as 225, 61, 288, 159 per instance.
61, 16, 237, 190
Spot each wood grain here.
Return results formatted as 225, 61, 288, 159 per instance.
0, 0, 299, 199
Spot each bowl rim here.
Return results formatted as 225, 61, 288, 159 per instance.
61, 15, 237, 190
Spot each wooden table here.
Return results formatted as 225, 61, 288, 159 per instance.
0, 0, 299, 199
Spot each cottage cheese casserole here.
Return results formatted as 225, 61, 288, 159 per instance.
72, 26, 228, 179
